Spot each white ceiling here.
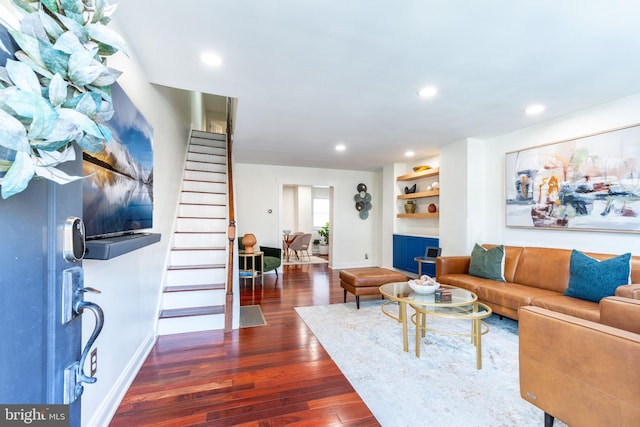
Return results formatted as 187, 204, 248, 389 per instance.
114, 1, 640, 172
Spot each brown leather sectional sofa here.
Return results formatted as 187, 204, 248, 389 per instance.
435, 244, 640, 321
437, 245, 640, 426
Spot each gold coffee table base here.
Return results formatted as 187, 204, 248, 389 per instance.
379, 282, 492, 370
410, 302, 492, 369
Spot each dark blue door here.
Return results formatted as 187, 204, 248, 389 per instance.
0, 151, 84, 425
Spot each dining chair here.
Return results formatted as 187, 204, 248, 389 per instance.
287, 233, 312, 261
284, 232, 304, 260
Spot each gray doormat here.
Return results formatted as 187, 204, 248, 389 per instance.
239, 305, 267, 328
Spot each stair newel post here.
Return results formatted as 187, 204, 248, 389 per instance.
224, 97, 236, 332
225, 221, 236, 332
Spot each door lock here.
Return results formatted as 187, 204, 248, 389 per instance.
61, 267, 104, 403
63, 217, 86, 262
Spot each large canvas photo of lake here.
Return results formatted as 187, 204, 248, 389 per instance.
506, 125, 640, 232
83, 83, 154, 238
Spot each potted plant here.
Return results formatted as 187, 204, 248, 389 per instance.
317, 222, 329, 255
312, 238, 321, 254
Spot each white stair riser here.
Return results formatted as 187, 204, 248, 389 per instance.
191, 135, 226, 146
158, 314, 225, 335
162, 289, 226, 310
182, 180, 226, 194
190, 145, 226, 156
167, 268, 226, 286
176, 218, 226, 232
187, 152, 226, 163
178, 204, 227, 218
170, 249, 226, 266
183, 170, 226, 182
173, 233, 227, 248
186, 161, 226, 173
181, 192, 227, 205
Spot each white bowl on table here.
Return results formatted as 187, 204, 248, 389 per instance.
408, 279, 440, 294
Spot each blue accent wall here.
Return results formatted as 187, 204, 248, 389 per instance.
393, 234, 439, 276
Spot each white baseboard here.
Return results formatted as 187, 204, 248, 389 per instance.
85, 332, 157, 427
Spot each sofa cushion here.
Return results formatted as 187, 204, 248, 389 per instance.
512, 246, 572, 292
469, 244, 505, 281
475, 281, 557, 312
530, 294, 600, 322
437, 273, 481, 293
564, 250, 631, 302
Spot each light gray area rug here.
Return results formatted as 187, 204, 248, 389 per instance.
295, 300, 564, 427
283, 255, 329, 265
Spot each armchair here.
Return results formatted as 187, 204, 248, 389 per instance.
238, 238, 282, 276
519, 297, 640, 426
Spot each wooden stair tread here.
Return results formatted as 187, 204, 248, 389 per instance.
183, 178, 226, 184
181, 190, 226, 195
191, 130, 226, 138
177, 216, 226, 220
188, 147, 225, 154
164, 283, 225, 292
187, 159, 226, 165
168, 264, 225, 271
178, 203, 226, 207
173, 231, 225, 234
171, 246, 226, 251
159, 305, 225, 319
185, 169, 225, 173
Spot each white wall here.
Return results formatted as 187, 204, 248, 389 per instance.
234, 163, 382, 269
281, 184, 313, 233
439, 140, 470, 255
190, 91, 205, 131
440, 94, 640, 256
282, 185, 296, 232
296, 185, 313, 232
80, 29, 193, 427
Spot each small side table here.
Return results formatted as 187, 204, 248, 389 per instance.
239, 251, 264, 290
414, 256, 436, 277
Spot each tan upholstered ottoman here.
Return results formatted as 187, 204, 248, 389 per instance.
339, 267, 407, 309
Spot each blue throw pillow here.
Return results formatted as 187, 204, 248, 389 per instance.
469, 244, 506, 282
564, 250, 631, 302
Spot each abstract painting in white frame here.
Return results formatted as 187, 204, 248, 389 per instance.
505, 124, 640, 232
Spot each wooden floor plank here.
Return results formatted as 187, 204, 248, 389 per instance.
110, 263, 380, 426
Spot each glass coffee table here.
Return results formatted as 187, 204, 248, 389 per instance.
379, 282, 492, 369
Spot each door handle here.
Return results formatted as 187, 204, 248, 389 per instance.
62, 271, 105, 404
74, 292, 104, 387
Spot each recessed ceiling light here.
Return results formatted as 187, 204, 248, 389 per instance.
335, 144, 346, 152
525, 104, 545, 115
200, 52, 223, 67
418, 86, 438, 97
405, 151, 415, 157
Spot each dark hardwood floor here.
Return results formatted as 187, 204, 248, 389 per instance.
110, 263, 380, 426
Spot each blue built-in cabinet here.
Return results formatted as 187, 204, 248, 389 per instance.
393, 234, 439, 276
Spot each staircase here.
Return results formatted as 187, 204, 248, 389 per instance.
158, 130, 230, 335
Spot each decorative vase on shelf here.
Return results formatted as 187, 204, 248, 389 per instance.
404, 200, 417, 214
242, 233, 257, 253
